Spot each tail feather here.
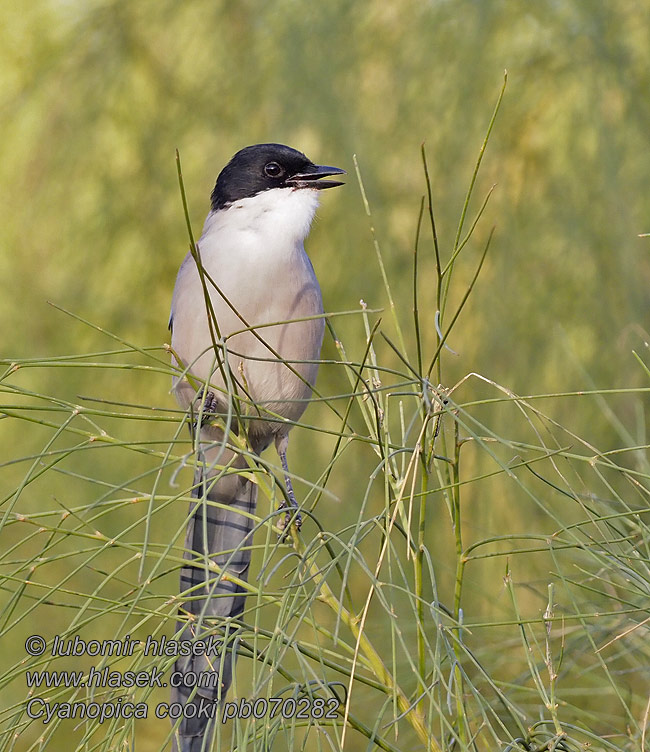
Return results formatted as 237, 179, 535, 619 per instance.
171, 442, 256, 752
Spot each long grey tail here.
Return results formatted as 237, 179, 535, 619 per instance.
171, 440, 256, 752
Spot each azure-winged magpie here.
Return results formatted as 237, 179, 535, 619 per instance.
168, 143, 344, 752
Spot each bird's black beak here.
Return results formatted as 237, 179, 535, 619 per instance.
287, 164, 346, 190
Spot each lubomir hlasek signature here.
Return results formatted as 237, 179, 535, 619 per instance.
46, 633, 222, 657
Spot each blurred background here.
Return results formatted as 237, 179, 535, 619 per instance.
1, 1, 649, 750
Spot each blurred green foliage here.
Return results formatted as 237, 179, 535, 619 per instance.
1, 1, 649, 750
2, 1, 648, 384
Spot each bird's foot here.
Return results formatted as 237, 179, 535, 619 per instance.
195, 389, 220, 425
277, 498, 302, 538
274, 434, 302, 539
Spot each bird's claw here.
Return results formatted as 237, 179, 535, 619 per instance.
195, 389, 220, 425
277, 501, 302, 540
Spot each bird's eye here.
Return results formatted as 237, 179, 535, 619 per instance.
264, 162, 283, 178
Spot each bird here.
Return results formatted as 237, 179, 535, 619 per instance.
168, 143, 344, 751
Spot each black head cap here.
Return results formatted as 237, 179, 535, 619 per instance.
210, 143, 345, 211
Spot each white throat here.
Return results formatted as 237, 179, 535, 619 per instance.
203, 187, 320, 247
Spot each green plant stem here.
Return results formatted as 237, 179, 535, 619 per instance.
441, 71, 507, 316
175, 151, 230, 397
413, 196, 425, 377
421, 144, 443, 388
416, 453, 428, 696
450, 419, 469, 745
544, 583, 563, 735
452, 424, 464, 619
